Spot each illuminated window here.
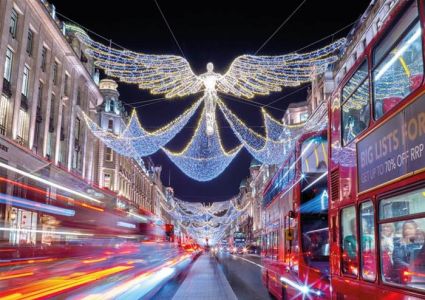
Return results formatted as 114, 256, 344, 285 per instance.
360, 201, 376, 281
103, 172, 112, 189
341, 61, 370, 145
341, 205, 358, 276
0, 96, 9, 135
16, 108, 29, 145
21, 66, 29, 97
301, 136, 328, 173
9, 9, 18, 39
4, 48, 13, 82
105, 147, 113, 162
373, 3, 422, 120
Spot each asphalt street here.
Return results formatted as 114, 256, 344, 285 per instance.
216, 252, 273, 300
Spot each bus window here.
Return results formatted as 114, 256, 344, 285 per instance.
341, 206, 358, 276
379, 188, 425, 291
360, 201, 376, 281
373, 1, 423, 120
341, 61, 370, 145
300, 136, 329, 273
301, 136, 328, 173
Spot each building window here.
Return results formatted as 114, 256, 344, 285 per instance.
37, 82, 43, 115
341, 60, 370, 145
46, 132, 52, 159
26, 30, 33, 56
49, 94, 55, 132
341, 205, 358, 276
0, 96, 9, 135
4, 48, 13, 82
33, 119, 41, 153
103, 173, 112, 189
107, 119, 113, 131
40, 47, 47, 72
59, 105, 67, 164
21, 66, 29, 97
105, 147, 113, 162
373, 2, 422, 120
110, 99, 115, 113
72, 117, 82, 170
9, 9, 18, 39
52, 62, 58, 85
300, 112, 308, 122
360, 201, 376, 281
16, 108, 29, 145
76, 88, 81, 106
64, 74, 69, 96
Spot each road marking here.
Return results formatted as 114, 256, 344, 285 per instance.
230, 254, 264, 269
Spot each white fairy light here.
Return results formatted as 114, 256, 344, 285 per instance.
77, 31, 345, 181
163, 106, 242, 182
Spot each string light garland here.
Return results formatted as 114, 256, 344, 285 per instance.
81, 99, 202, 157
76, 31, 345, 181
160, 195, 251, 245
163, 106, 242, 181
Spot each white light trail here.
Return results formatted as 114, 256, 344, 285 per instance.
0, 161, 101, 204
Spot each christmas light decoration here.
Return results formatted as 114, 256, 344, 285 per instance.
76, 32, 345, 181
163, 106, 242, 181
159, 195, 250, 245
80, 99, 202, 157
76, 32, 345, 100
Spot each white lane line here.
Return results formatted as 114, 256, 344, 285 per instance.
230, 254, 264, 269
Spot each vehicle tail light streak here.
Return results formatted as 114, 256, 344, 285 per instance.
0, 265, 134, 300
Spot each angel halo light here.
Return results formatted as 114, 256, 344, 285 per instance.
75, 28, 345, 181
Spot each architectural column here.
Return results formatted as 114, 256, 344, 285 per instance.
28, 22, 44, 150
67, 71, 79, 170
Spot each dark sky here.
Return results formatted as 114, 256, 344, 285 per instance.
51, 0, 370, 202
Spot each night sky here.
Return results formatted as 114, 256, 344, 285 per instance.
52, 0, 370, 202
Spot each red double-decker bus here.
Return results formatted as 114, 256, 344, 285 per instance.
329, 0, 425, 298
261, 130, 329, 299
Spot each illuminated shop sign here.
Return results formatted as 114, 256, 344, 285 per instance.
357, 93, 425, 192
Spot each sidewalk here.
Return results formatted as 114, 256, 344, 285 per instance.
172, 253, 237, 300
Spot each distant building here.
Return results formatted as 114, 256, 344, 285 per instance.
95, 78, 158, 214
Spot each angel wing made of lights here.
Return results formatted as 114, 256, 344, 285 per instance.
76, 33, 204, 99
76, 32, 345, 100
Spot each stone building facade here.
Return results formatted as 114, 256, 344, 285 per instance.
0, 0, 168, 245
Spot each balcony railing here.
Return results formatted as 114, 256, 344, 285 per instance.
20, 94, 29, 111
2, 79, 12, 98
16, 136, 25, 146
0, 124, 6, 135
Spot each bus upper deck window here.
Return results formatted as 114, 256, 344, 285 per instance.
341, 80, 370, 145
373, 2, 423, 120
341, 60, 370, 146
